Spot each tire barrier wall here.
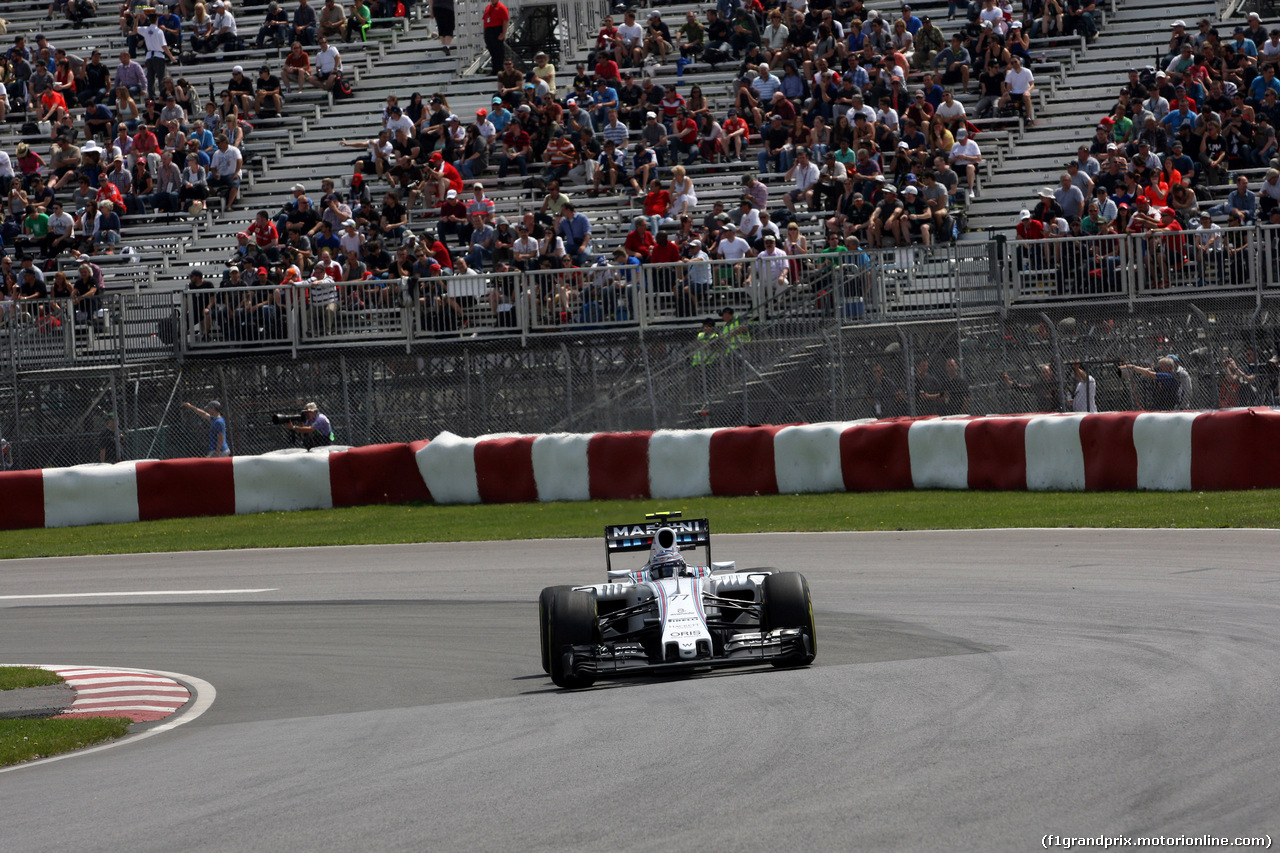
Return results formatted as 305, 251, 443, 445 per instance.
2, 409, 1278, 530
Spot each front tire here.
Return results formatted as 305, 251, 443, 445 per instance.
547, 589, 598, 689
761, 572, 817, 668
538, 585, 574, 674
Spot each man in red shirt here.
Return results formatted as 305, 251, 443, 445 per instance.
248, 209, 282, 264
623, 217, 655, 261
648, 229, 682, 300
482, 0, 510, 77
498, 122, 531, 177
594, 55, 620, 84
722, 109, 750, 161
669, 107, 699, 166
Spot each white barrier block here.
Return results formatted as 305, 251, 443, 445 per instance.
43, 462, 141, 528
416, 431, 481, 505
908, 418, 970, 490
1024, 414, 1087, 491
774, 422, 863, 494
233, 452, 333, 514
649, 428, 717, 499
532, 433, 592, 502
1133, 412, 1196, 491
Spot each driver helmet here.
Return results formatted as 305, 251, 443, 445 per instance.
649, 552, 684, 580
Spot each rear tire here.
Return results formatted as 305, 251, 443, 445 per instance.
761, 572, 817, 668
547, 590, 598, 689
538, 585, 574, 674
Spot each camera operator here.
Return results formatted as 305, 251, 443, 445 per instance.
285, 401, 334, 449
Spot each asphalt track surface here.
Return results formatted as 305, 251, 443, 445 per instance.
1, 530, 1278, 852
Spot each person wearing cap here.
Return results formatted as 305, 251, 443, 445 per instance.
255, 1, 291, 49
1244, 11, 1268, 50
210, 0, 239, 53
643, 9, 674, 64
866, 184, 903, 248
254, 65, 284, 118
283, 402, 333, 449
183, 399, 231, 457
948, 127, 982, 198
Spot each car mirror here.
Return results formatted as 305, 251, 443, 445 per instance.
711, 561, 736, 573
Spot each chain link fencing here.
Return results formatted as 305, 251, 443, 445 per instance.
4, 292, 1280, 470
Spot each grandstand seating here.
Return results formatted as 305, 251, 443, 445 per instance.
0, 0, 1263, 350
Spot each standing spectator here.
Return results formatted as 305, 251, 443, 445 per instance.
430, 0, 455, 54
183, 399, 231, 457
1071, 363, 1098, 412
138, 12, 175, 99
482, 0, 510, 77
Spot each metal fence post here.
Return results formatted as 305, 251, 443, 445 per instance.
1190, 304, 1214, 409
340, 352, 353, 446
900, 326, 915, 417
1040, 311, 1064, 412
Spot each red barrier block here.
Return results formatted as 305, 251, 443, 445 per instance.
966, 418, 1028, 490
474, 436, 538, 504
840, 419, 914, 491
0, 469, 45, 529
1080, 412, 1139, 490
588, 431, 652, 500
709, 426, 783, 496
136, 458, 235, 521
330, 443, 432, 507
1191, 408, 1280, 490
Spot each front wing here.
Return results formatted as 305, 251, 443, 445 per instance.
559, 628, 813, 681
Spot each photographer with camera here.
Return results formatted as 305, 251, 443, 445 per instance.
280, 401, 334, 449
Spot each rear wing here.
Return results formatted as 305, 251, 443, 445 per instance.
604, 516, 711, 572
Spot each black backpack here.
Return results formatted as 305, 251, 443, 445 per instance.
334, 75, 354, 99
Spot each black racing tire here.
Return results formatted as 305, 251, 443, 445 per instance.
761, 572, 817, 668
538, 585, 574, 674
547, 589, 598, 689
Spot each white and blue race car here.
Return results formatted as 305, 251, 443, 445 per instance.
539, 512, 817, 689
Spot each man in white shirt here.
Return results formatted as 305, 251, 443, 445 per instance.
783, 148, 820, 212
1071, 363, 1097, 412
1001, 55, 1035, 122
384, 104, 414, 136
716, 222, 751, 260
308, 36, 342, 91
615, 9, 645, 66
211, 1, 239, 52
209, 134, 243, 210
752, 234, 790, 295
736, 199, 762, 246
933, 89, 966, 129
948, 128, 982, 197
138, 12, 175, 99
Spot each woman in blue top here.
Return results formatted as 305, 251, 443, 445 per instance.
182, 399, 231, 456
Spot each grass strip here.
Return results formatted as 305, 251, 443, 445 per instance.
0, 490, 1277, 560
0, 717, 132, 767
0, 667, 64, 691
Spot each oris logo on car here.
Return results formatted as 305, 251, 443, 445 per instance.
669, 629, 702, 638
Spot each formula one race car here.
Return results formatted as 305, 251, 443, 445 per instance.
538, 512, 817, 689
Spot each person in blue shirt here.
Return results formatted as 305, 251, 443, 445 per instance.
1248, 64, 1280, 105
900, 4, 923, 34
1161, 104, 1198, 137
556, 201, 593, 265
183, 399, 231, 457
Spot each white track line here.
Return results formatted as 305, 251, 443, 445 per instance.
0, 665, 215, 775
0, 589, 276, 601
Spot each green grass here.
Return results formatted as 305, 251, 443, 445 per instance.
0, 717, 132, 767
1, 490, 1278, 560
0, 667, 64, 691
